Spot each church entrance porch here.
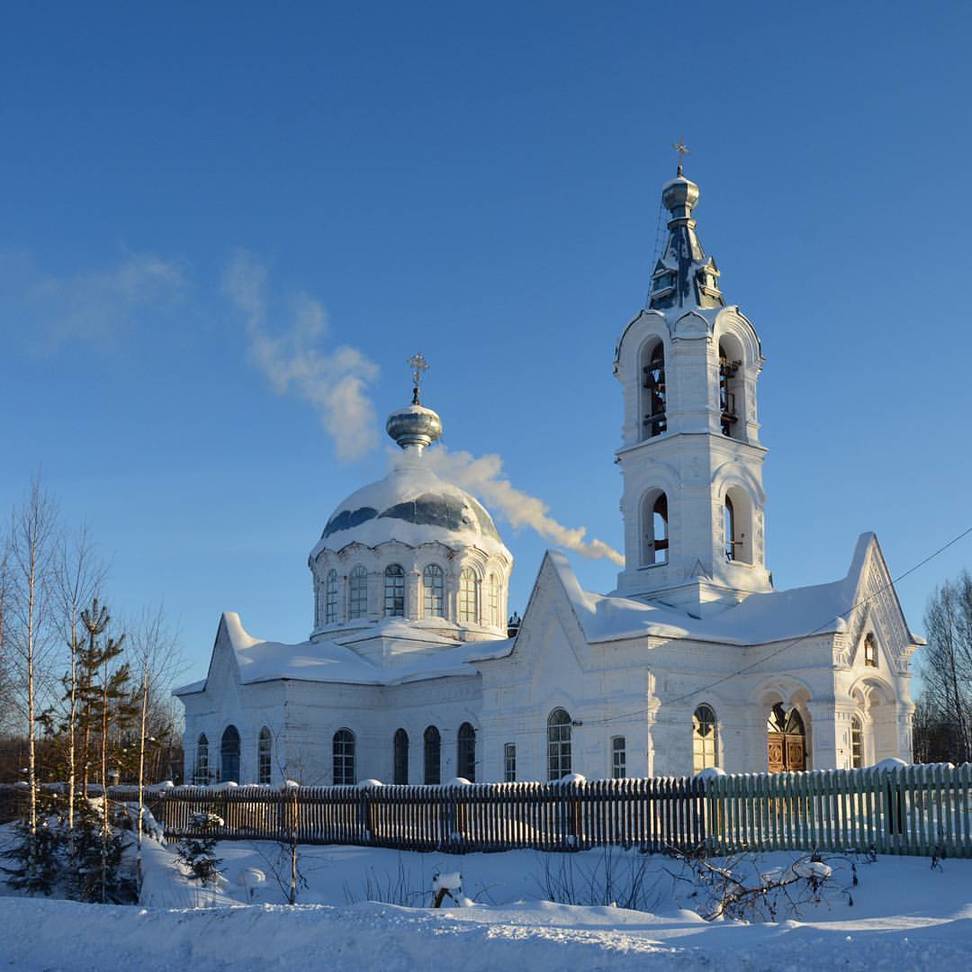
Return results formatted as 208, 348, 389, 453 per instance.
767, 703, 806, 773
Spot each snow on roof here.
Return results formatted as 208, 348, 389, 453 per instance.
547, 534, 883, 647
309, 452, 510, 562
173, 611, 513, 695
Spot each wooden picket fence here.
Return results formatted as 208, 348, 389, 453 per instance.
4, 763, 970, 857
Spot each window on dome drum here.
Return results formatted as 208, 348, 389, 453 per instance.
394, 728, 409, 785
504, 743, 516, 782
851, 716, 864, 769
864, 633, 878, 668
642, 340, 667, 439
258, 727, 272, 785
423, 564, 445, 618
692, 705, 718, 773
547, 708, 572, 781
195, 734, 209, 785
459, 568, 479, 624
220, 725, 240, 783
719, 342, 742, 438
642, 491, 669, 566
324, 569, 339, 624
348, 566, 368, 619
611, 736, 627, 779
384, 564, 405, 617
488, 573, 500, 628
333, 729, 356, 786
457, 723, 476, 782
423, 726, 441, 785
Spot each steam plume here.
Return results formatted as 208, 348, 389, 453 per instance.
425, 446, 624, 566
223, 251, 380, 461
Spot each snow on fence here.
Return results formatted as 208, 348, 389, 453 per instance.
3, 763, 970, 857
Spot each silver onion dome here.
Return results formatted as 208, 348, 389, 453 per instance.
386, 403, 442, 451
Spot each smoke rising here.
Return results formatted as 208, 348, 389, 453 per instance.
425, 446, 625, 566
222, 251, 380, 462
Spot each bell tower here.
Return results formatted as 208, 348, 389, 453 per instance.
613, 164, 772, 615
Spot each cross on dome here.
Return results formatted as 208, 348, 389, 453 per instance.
407, 352, 430, 405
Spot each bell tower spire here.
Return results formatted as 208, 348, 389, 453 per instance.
612, 165, 771, 616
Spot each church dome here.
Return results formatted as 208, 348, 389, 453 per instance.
307, 355, 512, 642
312, 454, 509, 561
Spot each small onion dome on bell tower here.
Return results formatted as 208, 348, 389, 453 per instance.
385, 352, 443, 453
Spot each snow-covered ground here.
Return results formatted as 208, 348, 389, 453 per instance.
2, 834, 971, 970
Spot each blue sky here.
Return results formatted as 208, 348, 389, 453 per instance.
1, 1, 970, 686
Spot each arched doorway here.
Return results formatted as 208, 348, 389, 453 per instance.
767, 704, 806, 772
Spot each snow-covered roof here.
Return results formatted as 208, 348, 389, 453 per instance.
309, 450, 510, 562
173, 611, 512, 695
546, 532, 916, 648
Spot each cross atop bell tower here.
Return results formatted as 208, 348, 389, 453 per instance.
612, 165, 771, 616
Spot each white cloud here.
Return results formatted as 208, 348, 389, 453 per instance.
222, 250, 380, 462
425, 445, 625, 566
0, 251, 186, 350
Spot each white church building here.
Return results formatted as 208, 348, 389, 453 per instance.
176, 166, 921, 787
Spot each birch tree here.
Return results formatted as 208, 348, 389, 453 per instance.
8, 479, 59, 837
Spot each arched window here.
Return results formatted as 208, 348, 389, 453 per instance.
611, 736, 627, 779
384, 564, 405, 617
488, 573, 500, 628
423, 726, 441, 785
220, 725, 240, 783
723, 487, 754, 565
258, 727, 272, 785
719, 340, 742, 437
458, 568, 479, 624
423, 564, 445, 618
692, 705, 718, 772
457, 722, 476, 782
642, 340, 667, 439
333, 729, 356, 786
195, 733, 209, 785
642, 491, 669, 566
547, 708, 572, 781
724, 495, 736, 562
864, 633, 878, 668
851, 715, 864, 768
324, 569, 339, 624
348, 566, 368, 620
394, 728, 409, 785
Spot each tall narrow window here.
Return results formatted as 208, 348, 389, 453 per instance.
333, 729, 356, 786
864, 633, 878, 668
324, 569, 338, 624
195, 734, 209, 785
642, 340, 667, 439
349, 566, 368, 620
488, 573, 500, 628
851, 716, 864, 768
547, 708, 572, 781
724, 495, 736, 562
258, 727, 272, 785
642, 491, 669, 566
423, 564, 445, 618
220, 725, 240, 783
393, 728, 409, 785
423, 726, 441, 785
504, 743, 516, 782
719, 343, 741, 437
457, 723, 476, 782
458, 568, 479, 624
692, 705, 718, 772
384, 564, 405, 617
611, 736, 627, 779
